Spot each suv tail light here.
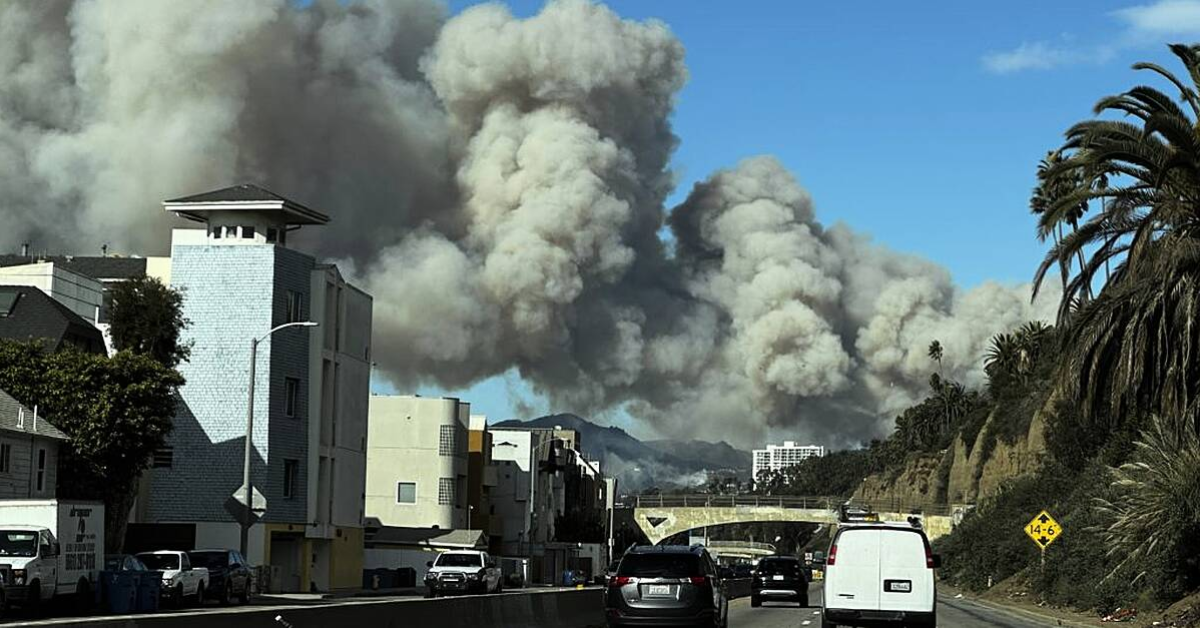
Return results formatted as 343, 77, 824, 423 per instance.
609, 576, 633, 587
826, 543, 838, 566
689, 576, 707, 586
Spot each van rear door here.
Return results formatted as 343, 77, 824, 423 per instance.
878, 529, 934, 613
825, 528, 881, 611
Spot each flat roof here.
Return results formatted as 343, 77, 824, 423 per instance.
163, 183, 329, 226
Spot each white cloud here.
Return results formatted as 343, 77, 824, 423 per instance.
981, 0, 1200, 75
1113, 0, 1200, 37
982, 41, 1085, 74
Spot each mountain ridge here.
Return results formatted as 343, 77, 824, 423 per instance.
491, 413, 751, 490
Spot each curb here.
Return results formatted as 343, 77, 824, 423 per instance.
940, 592, 1099, 628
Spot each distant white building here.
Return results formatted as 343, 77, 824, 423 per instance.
752, 441, 825, 485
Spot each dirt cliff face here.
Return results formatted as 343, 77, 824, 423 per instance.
855, 393, 1053, 509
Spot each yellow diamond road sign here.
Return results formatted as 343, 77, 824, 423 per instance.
1024, 510, 1062, 550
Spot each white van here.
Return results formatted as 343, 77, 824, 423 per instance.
819, 521, 940, 628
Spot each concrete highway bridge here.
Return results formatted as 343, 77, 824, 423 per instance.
631, 495, 958, 545
703, 540, 777, 560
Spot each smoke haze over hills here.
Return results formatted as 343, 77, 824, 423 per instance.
0, 0, 1058, 448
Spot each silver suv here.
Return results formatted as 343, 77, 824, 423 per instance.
604, 545, 729, 628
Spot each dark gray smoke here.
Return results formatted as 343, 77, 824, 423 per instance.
0, 0, 1057, 448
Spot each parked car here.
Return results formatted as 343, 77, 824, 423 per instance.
104, 554, 150, 573
750, 555, 808, 608
188, 549, 252, 605
818, 521, 940, 628
136, 551, 209, 607
423, 550, 502, 596
604, 545, 729, 628
0, 500, 104, 611
732, 563, 753, 579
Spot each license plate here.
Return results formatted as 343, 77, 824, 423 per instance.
773, 575, 785, 581
647, 585, 671, 596
885, 580, 912, 592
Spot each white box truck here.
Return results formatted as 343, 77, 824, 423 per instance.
0, 500, 104, 610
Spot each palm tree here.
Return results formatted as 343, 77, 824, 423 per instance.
1031, 43, 1200, 432
1096, 414, 1200, 584
927, 340, 943, 376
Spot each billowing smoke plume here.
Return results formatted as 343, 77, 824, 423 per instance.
0, 0, 1057, 448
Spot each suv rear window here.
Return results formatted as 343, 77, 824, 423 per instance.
756, 558, 802, 576
617, 553, 702, 577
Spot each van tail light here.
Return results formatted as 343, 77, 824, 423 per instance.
689, 576, 708, 586
923, 538, 935, 569
826, 544, 838, 566
610, 576, 633, 587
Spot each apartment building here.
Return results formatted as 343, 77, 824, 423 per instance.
365, 395, 469, 530
132, 184, 372, 593
752, 441, 826, 484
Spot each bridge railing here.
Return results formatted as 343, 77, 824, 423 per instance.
631, 494, 954, 516
704, 540, 776, 552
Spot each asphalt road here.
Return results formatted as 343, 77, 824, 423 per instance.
728, 583, 1059, 627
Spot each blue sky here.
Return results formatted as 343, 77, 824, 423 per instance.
376, 0, 1200, 434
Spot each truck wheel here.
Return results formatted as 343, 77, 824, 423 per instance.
195, 582, 205, 606
239, 579, 251, 605
221, 581, 232, 605
76, 578, 93, 614
26, 582, 41, 615
173, 584, 184, 608
750, 595, 761, 608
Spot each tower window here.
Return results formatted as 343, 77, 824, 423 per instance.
241, 226, 256, 239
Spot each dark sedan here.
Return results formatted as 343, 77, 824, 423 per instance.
751, 555, 809, 608
187, 549, 252, 605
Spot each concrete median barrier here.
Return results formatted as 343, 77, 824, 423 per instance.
7, 588, 606, 628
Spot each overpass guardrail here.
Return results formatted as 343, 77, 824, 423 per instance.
630, 494, 954, 516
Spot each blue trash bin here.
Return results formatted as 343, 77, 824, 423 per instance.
103, 571, 137, 614
136, 574, 161, 613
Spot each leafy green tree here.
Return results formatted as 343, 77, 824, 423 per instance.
0, 341, 183, 551
108, 276, 191, 368
1032, 43, 1200, 432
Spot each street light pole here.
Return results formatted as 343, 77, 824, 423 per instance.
524, 436, 564, 585
240, 320, 318, 559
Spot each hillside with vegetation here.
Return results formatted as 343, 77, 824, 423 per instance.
754, 44, 1200, 616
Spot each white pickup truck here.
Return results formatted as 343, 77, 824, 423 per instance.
423, 550, 503, 597
137, 551, 209, 607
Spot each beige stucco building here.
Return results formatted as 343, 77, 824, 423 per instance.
365, 395, 469, 529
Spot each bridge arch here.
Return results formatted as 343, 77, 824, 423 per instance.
630, 495, 957, 545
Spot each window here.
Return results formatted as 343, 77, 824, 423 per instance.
152, 447, 173, 469
211, 226, 223, 239
0, 443, 10, 473
240, 225, 256, 239
36, 449, 46, 492
397, 482, 416, 504
439, 425, 455, 456
283, 459, 299, 499
286, 290, 303, 323
0, 289, 21, 318
266, 228, 278, 243
438, 477, 456, 506
284, 378, 300, 418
